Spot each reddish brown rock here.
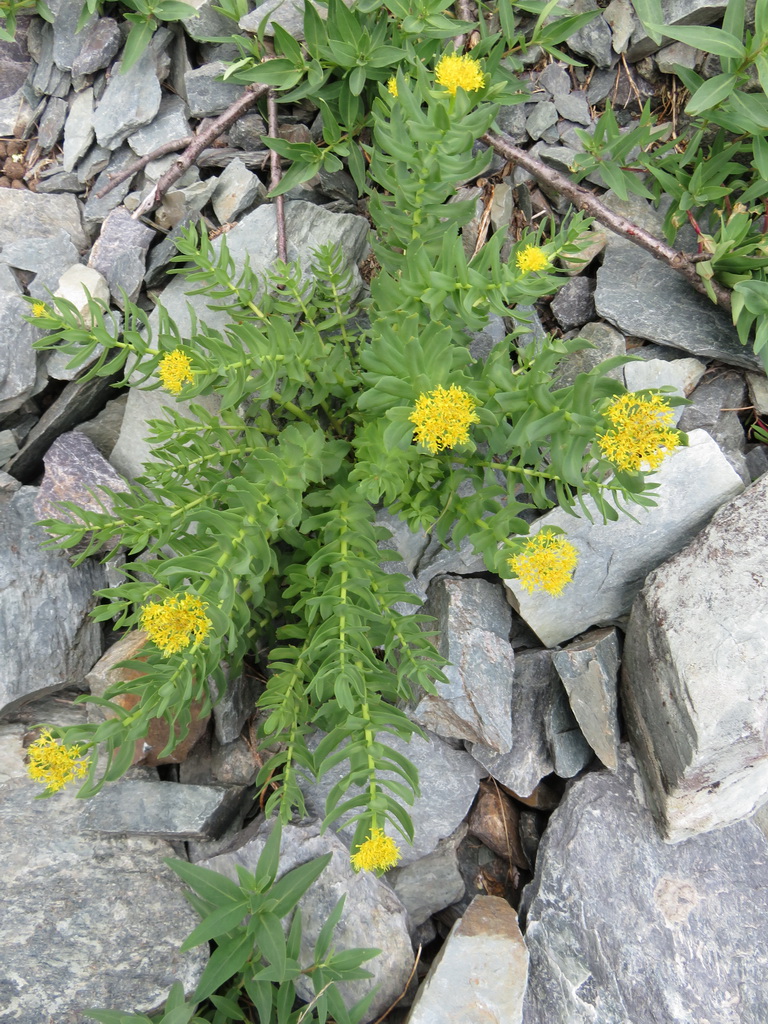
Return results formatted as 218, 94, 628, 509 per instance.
469, 781, 529, 869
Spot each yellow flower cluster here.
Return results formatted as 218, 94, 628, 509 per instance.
158, 349, 195, 396
32, 300, 49, 318
387, 76, 398, 97
410, 384, 480, 454
351, 828, 401, 873
598, 393, 680, 472
139, 593, 212, 656
516, 245, 549, 274
434, 53, 485, 96
27, 729, 90, 793
508, 530, 578, 597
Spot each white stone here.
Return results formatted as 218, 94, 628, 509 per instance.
623, 356, 707, 421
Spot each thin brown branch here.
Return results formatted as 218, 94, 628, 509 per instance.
483, 129, 733, 313
267, 88, 287, 263
94, 136, 193, 199
131, 82, 271, 220
370, 945, 422, 1024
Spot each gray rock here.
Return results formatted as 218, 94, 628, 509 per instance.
0, 486, 106, 718
128, 92, 190, 157
538, 62, 571, 97
407, 896, 528, 1024
179, 733, 259, 787
111, 200, 370, 479
375, 507, 431, 576
88, 206, 156, 307
211, 155, 266, 224
37, 95, 67, 151
302, 729, 484, 866
627, 0, 728, 61
70, 16, 122, 77
0, 428, 18, 463
185, 60, 245, 117
553, 90, 592, 125
34, 431, 129, 529
623, 356, 706, 415
388, 825, 467, 929
1, 228, 80, 301
596, 194, 756, 368
413, 531, 487, 590
92, 37, 165, 149
471, 649, 561, 797
0, 762, 207, 1023
546, 688, 594, 777
199, 816, 413, 1022
550, 275, 596, 330
525, 100, 558, 141
240, 0, 315, 38
655, 39, 700, 72
513, 303, 548, 352
80, 779, 245, 840
554, 321, 626, 388
229, 110, 268, 151
182, 0, 241, 39
551, 627, 621, 771
677, 369, 749, 482
82, 144, 140, 233
209, 661, 263, 745
469, 311, 508, 362
62, 86, 94, 172
521, 747, 768, 1024
412, 577, 514, 752
0, 189, 88, 251
495, 100, 529, 145
49, 0, 96, 70
0, 293, 41, 417
622, 473, 768, 842
504, 430, 744, 647
566, 0, 615, 68
76, 140, 110, 184
74, 393, 128, 458
747, 370, 768, 416
603, 0, 637, 51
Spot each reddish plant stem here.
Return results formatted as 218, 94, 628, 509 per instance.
131, 82, 271, 220
484, 129, 734, 312
267, 88, 287, 262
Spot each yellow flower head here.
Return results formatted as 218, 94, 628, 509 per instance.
387, 76, 398, 97
409, 384, 480, 454
597, 392, 680, 472
139, 593, 212, 656
31, 300, 49, 318
351, 828, 401, 873
508, 529, 578, 597
158, 349, 195, 396
27, 729, 91, 793
516, 245, 549, 274
434, 53, 485, 96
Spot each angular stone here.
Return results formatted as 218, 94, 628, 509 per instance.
678, 369, 749, 483
546, 690, 594, 777
566, 0, 615, 68
627, 0, 727, 61
80, 779, 244, 840
538, 62, 571, 96
0, 486, 106, 717
525, 100, 559, 141
504, 430, 744, 647
83, 144, 139, 233
71, 16, 122, 77
1, 228, 81, 302
0, 768, 207, 1024
0, 293, 41, 417
240, 0, 317, 38
34, 430, 129, 528
553, 90, 592, 125
468, 781, 529, 868
747, 371, 768, 416
209, 660, 262, 745
623, 356, 706, 413
47, 264, 110, 380
62, 86, 94, 172
302, 729, 484, 866
407, 896, 528, 1024
0, 428, 18, 463
622, 474, 768, 841
412, 577, 514, 752
199, 817, 414, 1021
595, 194, 759, 369
185, 60, 245, 117
554, 321, 626, 388
37, 95, 67, 151
521, 747, 768, 1023
0, 189, 88, 251
211, 155, 266, 223
551, 275, 596, 330
655, 39, 700, 72
603, 0, 637, 51
128, 92, 190, 157
88, 205, 156, 307
551, 627, 621, 771
388, 825, 467, 929
49, 0, 96, 70
92, 39, 164, 149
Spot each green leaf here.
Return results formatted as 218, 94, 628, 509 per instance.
349, 64, 367, 95
153, 1, 197, 20
178, 899, 249, 951
166, 858, 244, 905
646, 22, 746, 57
685, 73, 738, 116
194, 930, 254, 1002
120, 20, 156, 73
254, 820, 283, 889
255, 911, 286, 976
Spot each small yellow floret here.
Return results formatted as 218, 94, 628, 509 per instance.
139, 593, 212, 656
387, 76, 398, 97
597, 392, 680, 472
351, 828, 401, 873
410, 384, 480, 454
31, 300, 48, 318
158, 349, 195, 396
434, 53, 485, 96
516, 245, 549, 274
26, 729, 90, 793
508, 529, 578, 597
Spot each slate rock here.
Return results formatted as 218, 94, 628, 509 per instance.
545, 688, 594, 778
211, 155, 266, 224
0, 764, 207, 1023
553, 90, 592, 125
229, 110, 268, 150
70, 16, 122, 77
49, 0, 97, 71
0, 486, 106, 717
185, 60, 245, 117
128, 92, 190, 157
413, 577, 514, 752
302, 729, 484, 866
550, 275, 596, 330
525, 100, 558, 141
565, 0, 615, 68
80, 779, 245, 840
34, 430, 129, 528
1, 228, 80, 301
0, 292, 41, 417
111, 200, 370, 479
622, 473, 768, 842
603, 0, 637, 52
677, 369, 749, 482
62, 86, 94, 172
623, 356, 706, 414
495, 100, 529, 144
209, 660, 263, 745
595, 194, 759, 369
551, 627, 621, 771
199, 816, 414, 1022
538, 62, 571, 96
0, 188, 88, 251
521, 747, 768, 1024
504, 430, 744, 646
0, 428, 18, 463
407, 896, 528, 1024
88, 205, 157, 307
92, 37, 165, 149
240, 0, 316, 38
37, 95, 67, 151
627, 0, 728, 61
554, 321, 626, 388
82, 144, 140, 233
388, 825, 467, 929
747, 370, 768, 416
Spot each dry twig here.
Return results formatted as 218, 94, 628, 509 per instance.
484, 129, 734, 312
369, 945, 422, 1024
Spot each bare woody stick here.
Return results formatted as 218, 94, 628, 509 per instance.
131, 82, 271, 220
484, 129, 734, 313
267, 88, 287, 262
94, 136, 193, 199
